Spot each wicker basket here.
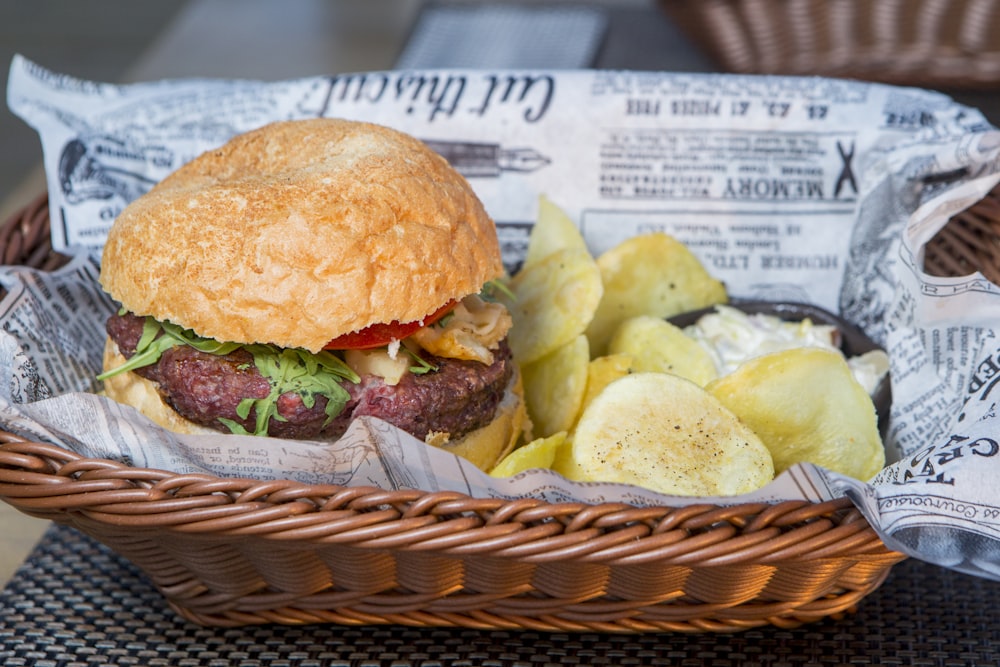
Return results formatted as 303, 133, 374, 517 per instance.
660, 0, 1000, 89
7, 185, 999, 632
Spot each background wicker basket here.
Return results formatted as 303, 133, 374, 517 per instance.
3, 182, 998, 631
660, 0, 1000, 89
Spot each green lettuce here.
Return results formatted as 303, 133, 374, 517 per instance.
99, 316, 359, 436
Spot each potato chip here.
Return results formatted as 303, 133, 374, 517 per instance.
579, 353, 634, 419
524, 195, 589, 267
501, 247, 603, 365
585, 233, 727, 356
522, 334, 589, 437
608, 315, 718, 386
706, 347, 884, 480
490, 431, 568, 477
558, 372, 774, 496
550, 431, 578, 475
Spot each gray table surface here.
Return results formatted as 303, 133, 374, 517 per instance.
2, 523, 1000, 667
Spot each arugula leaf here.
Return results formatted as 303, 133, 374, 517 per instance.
481, 279, 515, 303
159, 320, 243, 355
96, 318, 182, 380
217, 417, 252, 436
404, 347, 438, 375
98, 314, 361, 437
238, 346, 354, 435
97, 317, 244, 381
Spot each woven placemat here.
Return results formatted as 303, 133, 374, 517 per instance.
1, 524, 997, 667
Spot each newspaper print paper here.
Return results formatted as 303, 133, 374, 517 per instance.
6, 55, 1000, 579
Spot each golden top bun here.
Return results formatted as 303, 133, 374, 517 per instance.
100, 118, 504, 352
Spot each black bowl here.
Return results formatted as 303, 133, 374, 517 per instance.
668, 300, 892, 438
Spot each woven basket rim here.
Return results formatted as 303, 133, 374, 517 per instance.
658, 0, 1000, 90
4, 130, 999, 632
0, 430, 906, 631
0, 432, 867, 532
0, 189, 955, 631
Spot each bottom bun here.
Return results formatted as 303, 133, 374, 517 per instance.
102, 339, 220, 436
102, 338, 530, 472
426, 368, 529, 472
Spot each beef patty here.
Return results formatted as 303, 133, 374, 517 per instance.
106, 312, 514, 441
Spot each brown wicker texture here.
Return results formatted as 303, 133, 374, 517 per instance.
0, 192, 70, 272
0, 437, 902, 631
9, 184, 1000, 631
660, 0, 1000, 89
925, 185, 1000, 282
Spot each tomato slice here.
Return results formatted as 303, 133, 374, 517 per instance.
323, 300, 456, 350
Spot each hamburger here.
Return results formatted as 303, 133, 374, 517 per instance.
97, 118, 528, 471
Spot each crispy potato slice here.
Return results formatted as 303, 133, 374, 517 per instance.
490, 431, 568, 477
522, 334, 590, 437
501, 247, 603, 365
585, 233, 727, 356
557, 372, 774, 496
579, 353, 634, 419
706, 347, 884, 480
524, 195, 589, 267
608, 315, 718, 386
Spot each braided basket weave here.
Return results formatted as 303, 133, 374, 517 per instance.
5, 184, 998, 631
660, 0, 1000, 89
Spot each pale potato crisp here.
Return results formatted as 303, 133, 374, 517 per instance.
555, 372, 775, 496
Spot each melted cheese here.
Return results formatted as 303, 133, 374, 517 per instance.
342, 295, 512, 383
410, 294, 512, 364
343, 347, 411, 385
